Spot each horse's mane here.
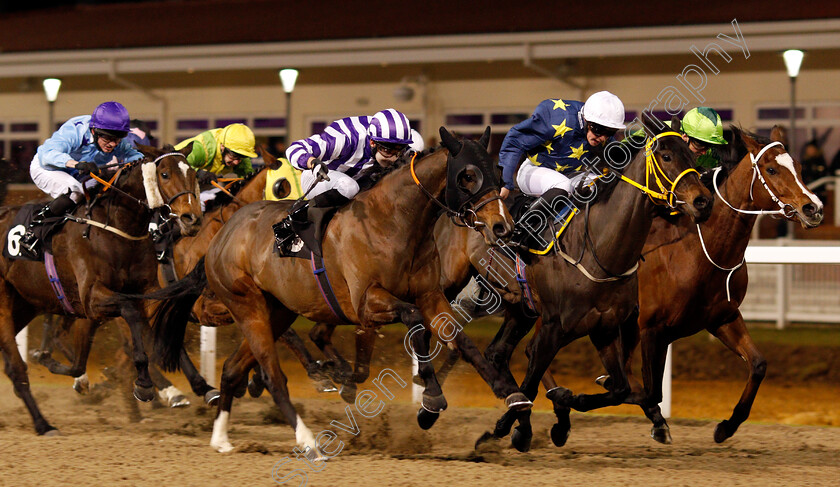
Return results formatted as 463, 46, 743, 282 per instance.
583, 135, 645, 204
712, 126, 772, 183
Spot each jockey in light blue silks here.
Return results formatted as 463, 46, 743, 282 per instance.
20, 101, 144, 258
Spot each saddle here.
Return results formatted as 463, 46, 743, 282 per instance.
273, 189, 349, 259
3, 204, 67, 261
509, 188, 577, 255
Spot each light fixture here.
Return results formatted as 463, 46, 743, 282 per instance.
783, 49, 804, 78
279, 68, 299, 94
43, 78, 62, 102
393, 84, 415, 102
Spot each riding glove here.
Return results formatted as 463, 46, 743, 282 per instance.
75, 161, 101, 177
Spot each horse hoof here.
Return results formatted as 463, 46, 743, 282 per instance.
421, 394, 448, 413
412, 375, 425, 387
504, 392, 532, 410
247, 378, 264, 398
204, 389, 221, 406
212, 441, 234, 453
545, 386, 573, 405
42, 429, 61, 437
651, 424, 672, 444
594, 374, 613, 390
133, 385, 155, 403
169, 395, 191, 408
511, 426, 532, 452
315, 379, 338, 393
550, 423, 570, 447
713, 420, 732, 443
417, 408, 440, 430
339, 384, 357, 404
73, 375, 90, 395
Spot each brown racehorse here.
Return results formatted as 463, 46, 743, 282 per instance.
0, 145, 202, 434
457, 115, 714, 452
148, 127, 527, 454
578, 126, 824, 444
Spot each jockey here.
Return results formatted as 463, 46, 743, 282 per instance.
498, 91, 626, 200
680, 107, 726, 169
273, 108, 413, 251
20, 101, 144, 258
174, 123, 258, 209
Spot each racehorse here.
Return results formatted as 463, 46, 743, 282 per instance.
0, 145, 201, 434
572, 125, 824, 444
462, 114, 713, 451
147, 127, 528, 454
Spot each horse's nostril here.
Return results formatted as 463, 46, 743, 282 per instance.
802, 203, 817, 217
694, 196, 710, 210
493, 222, 510, 238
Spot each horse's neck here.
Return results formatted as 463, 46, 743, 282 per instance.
701, 154, 759, 260
569, 153, 658, 272
357, 151, 447, 248
100, 166, 152, 234
236, 169, 268, 204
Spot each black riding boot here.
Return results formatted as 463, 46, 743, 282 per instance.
273, 189, 350, 255
19, 194, 77, 259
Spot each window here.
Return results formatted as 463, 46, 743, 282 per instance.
0, 120, 39, 184
755, 103, 840, 180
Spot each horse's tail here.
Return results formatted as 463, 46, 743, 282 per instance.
150, 257, 207, 371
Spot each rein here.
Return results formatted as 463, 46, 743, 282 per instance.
409, 151, 502, 230
619, 131, 700, 209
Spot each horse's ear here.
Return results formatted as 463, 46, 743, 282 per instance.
641, 111, 667, 135
670, 115, 682, 133
135, 143, 158, 159
478, 126, 491, 149
439, 126, 462, 157
735, 125, 761, 153
177, 141, 195, 159
259, 144, 282, 170
770, 125, 786, 144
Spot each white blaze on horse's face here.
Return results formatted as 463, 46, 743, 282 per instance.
774, 153, 823, 208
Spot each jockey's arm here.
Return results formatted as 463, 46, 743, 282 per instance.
498, 101, 554, 192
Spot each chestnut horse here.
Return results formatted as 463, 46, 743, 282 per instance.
148, 127, 527, 455
577, 126, 824, 444
0, 146, 202, 434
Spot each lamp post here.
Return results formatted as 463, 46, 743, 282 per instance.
279, 68, 299, 143
783, 50, 804, 155
43, 78, 62, 136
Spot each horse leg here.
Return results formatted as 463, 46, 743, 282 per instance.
308, 322, 353, 390
147, 362, 191, 408
0, 289, 57, 435
176, 346, 221, 405
708, 314, 766, 443
342, 327, 377, 404
637, 324, 675, 444
483, 307, 539, 387
35, 318, 97, 395
214, 293, 322, 459
416, 291, 531, 410
117, 302, 155, 402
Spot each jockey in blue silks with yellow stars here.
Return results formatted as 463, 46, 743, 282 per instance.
498, 91, 626, 200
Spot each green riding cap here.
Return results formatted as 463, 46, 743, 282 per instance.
681, 107, 726, 145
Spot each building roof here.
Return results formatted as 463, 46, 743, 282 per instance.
2, 0, 840, 53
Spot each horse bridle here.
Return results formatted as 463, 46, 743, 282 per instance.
711, 141, 796, 218
409, 151, 503, 230
618, 131, 701, 210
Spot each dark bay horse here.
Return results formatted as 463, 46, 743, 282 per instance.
0, 145, 201, 434
149, 127, 527, 454
580, 126, 824, 444
466, 115, 713, 451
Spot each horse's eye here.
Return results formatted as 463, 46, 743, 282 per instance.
161, 172, 170, 179
662, 154, 671, 162
766, 167, 777, 175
